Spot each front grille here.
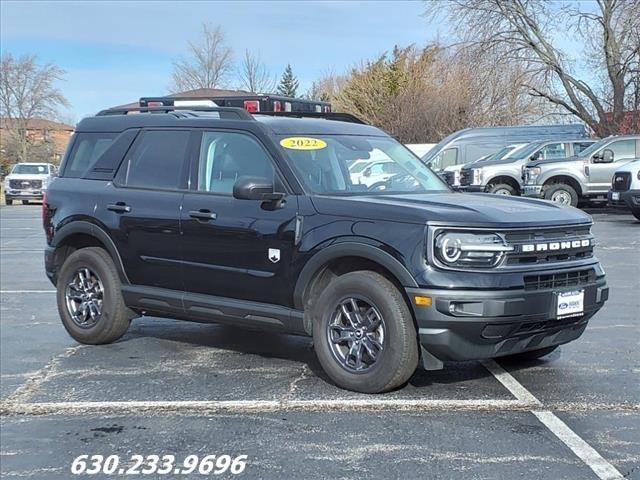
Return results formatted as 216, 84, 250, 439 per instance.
611, 172, 631, 192
524, 268, 595, 291
459, 169, 472, 186
441, 171, 455, 186
505, 225, 594, 266
9, 179, 42, 189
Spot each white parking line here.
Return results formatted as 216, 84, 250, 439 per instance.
482, 360, 624, 480
0, 290, 55, 293
0, 398, 533, 416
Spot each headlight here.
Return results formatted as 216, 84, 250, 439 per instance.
637, 170, 640, 181
524, 167, 541, 184
472, 168, 482, 185
434, 231, 513, 269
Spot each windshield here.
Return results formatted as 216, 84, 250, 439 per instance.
279, 135, 449, 195
507, 142, 541, 160
11, 164, 48, 175
577, 138, 608, 157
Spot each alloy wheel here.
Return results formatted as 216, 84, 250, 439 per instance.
326, 296, 385, 373
65, 267, 104, 328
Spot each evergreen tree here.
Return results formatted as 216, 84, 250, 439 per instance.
277, 64, 299, 98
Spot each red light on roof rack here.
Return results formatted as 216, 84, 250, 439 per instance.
147, 101, 164, 107
244, 100, 260, 112
273, 101, 282, 112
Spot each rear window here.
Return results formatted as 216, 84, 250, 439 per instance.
63, 133, 117, 178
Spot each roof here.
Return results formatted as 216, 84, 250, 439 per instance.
0, 117, 74, 131
76, 110, 384, 137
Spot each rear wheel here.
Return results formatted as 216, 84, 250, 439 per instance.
501, 346, 558, 362
56, 247, 131, 344
312, 271, 419, 393
544, 183, 579, 207
487, 183, 517, 196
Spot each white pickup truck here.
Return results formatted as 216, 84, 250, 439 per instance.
608, 158, 640, 220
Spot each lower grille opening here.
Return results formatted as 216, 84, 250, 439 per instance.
524, 269, 595, 291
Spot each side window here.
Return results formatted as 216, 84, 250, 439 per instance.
538, 143, 567, 160
574, 142, 594, 154
63, 133, 117, 178
197, 131, 275, 195
607, 140, 636, 161
121, 130, 190, 190
369, 163, 385, 175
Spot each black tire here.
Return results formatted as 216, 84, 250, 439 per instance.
487, 183, 517, 196
501, 346, 558, 362
544, 183, 579, 207
21, 200, 29, 205
312, 271, 419, 393
632, 209, 640, 221
5, 198, 12, 205
56, 247, 131, 344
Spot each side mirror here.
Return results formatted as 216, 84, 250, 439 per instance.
593, 149, 614, 163
363, 167, 371, 177
233, 176, 284, 202
530, 152, 542, 162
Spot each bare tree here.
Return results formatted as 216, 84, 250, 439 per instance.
331, 44, 547, 143
237, 50, 276, 93
0, 53, 68, 164
427, 0, 640, 136
307, 70, 348, 101
171, 24, 234, 92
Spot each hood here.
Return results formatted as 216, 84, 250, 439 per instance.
311, 192, 591, 228
6, 173, 50, 180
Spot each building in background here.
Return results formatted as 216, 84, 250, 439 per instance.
0, 118, 74, 165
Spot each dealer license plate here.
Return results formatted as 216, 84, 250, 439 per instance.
557, 290, 584, 318
611, 192, 620, 201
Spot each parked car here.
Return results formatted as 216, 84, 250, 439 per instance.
459, 139, 596, 196
350, 158, 404, 188
421, 124, 589, 174
442, 143, 527, 188
43, 106, 608, 393
608, 159, 640, 220
3, 162, 58, 205
523, 135, 640, 207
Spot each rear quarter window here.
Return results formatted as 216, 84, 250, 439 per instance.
62, 133, 117, 178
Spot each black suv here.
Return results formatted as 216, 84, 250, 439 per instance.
43, 106, 609, 393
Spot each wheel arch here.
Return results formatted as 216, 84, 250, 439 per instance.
542, 174, 584, 196
294, 243, 418, 334
51, 221, 129, 284
486, 175, 521, 193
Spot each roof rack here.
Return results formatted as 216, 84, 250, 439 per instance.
96, 106, 254, 120
256, 111, 365, 124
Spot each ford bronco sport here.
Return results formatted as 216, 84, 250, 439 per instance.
43, 106, 609, 393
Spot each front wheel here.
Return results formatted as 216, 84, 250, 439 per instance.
487, 183, 517, 196
544, 183, 579, 207
56, 247, 131, 344
312, 271, 419, 393
632, 209, 640, 221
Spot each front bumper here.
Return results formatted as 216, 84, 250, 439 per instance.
608, 189, 640, 211
523, 185, 543, 198
5, 190, 44, 201
406, 276, 608, 363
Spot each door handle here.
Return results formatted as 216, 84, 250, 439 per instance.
107, 202, 131, 213
189, 209, 217, 221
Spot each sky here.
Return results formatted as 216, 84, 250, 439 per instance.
1, 0, 444, 122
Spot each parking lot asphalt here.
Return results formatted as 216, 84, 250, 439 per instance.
1, 204, 638, 479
